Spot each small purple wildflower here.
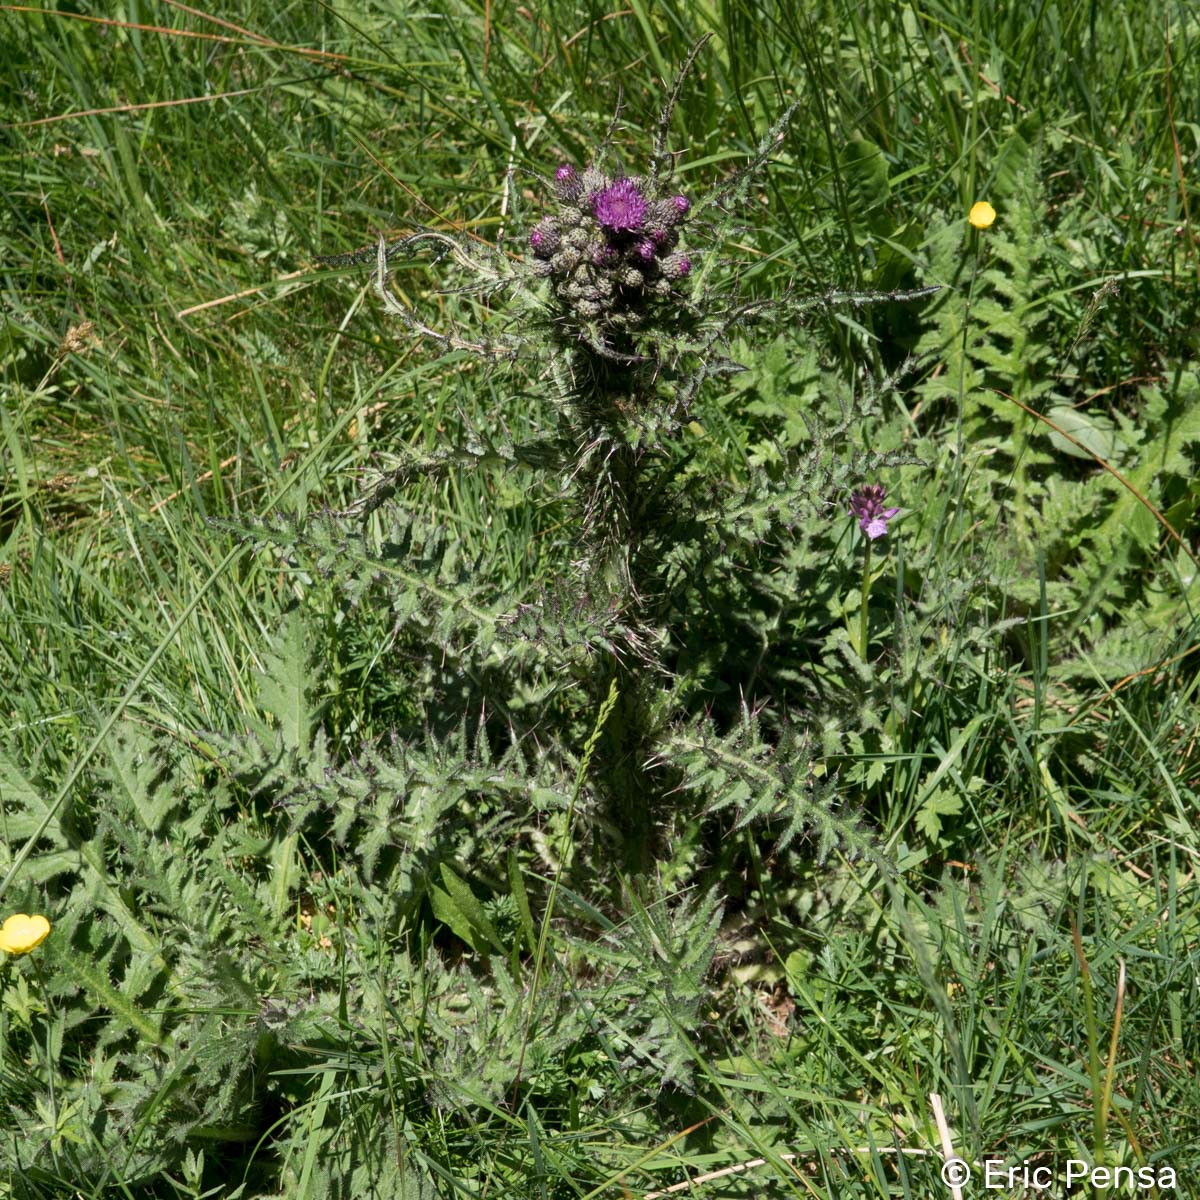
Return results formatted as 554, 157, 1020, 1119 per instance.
670, 194, 690, 218
592, 178, 648, 234
849, 484, 900, 540
592, 243, 620, 268
633, 238, 657, 263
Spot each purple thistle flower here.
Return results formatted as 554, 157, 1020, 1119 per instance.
592, 178, 648, 234
592, 243, 620, 268
849, 484, 900, 540
670, 194, 690, 218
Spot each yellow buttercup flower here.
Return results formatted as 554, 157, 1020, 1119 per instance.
0, 913, 51, 955
969, 201, 996, 229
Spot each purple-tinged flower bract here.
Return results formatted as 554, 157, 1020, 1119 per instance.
529, 221, 561, 259
663, 252, 692, 279
849, 484, 900, 540
592, 179, 649, 234
555, 163, 583, 201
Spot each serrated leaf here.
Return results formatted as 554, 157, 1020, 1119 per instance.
55, 949, 166, 1046
254, 606, 312, 757
429, 864, 503, 953
915, 788, 963, 842
104, 725, 177, 836
991, 115, 1041, 199
0, 755, 71, 853
507, 851, 537, 955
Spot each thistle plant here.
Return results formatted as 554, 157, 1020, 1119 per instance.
316, 38, 932, 874
326, 42, 751, 613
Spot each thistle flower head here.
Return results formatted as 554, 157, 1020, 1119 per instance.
554, 163, 582, 201
849, 484, 900, 540
528, 156, 693, 341
663, 252, 692, 279
529, 221, 561, 258
592, 179, 648, 234
552, 247, 584, 273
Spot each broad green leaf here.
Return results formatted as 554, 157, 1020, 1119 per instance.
1044, 404, 1119, 461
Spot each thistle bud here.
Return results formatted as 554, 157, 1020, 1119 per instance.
662, 252, 692, 279
554, 163, 583, 201
529, 221, 561, 259
650, 227, 678, 253
551, 247, 583, 274
579, 166, 610, 202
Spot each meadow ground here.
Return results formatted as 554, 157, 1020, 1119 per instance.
2, 3, 1199, 1197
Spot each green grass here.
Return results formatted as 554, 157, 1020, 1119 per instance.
2, 2, 1199, 1197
